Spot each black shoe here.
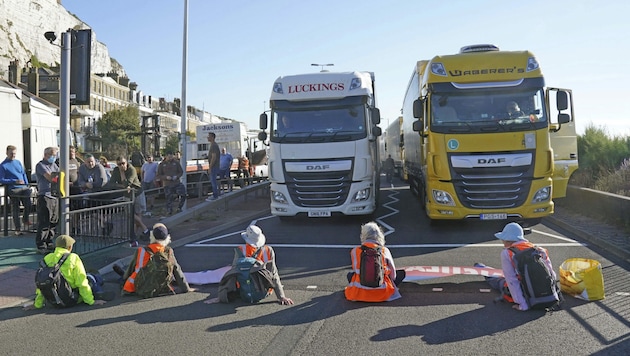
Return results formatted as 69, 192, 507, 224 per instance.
112, 264, 125, 277
36, 248, 49, 255
94, 291, 116, 301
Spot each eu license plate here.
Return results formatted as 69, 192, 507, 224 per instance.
480, 213, 507, 220
308, 210, 331, 218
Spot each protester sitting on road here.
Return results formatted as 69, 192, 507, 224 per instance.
157, 151, 186, 214
104, 156, 149, 246
0, 145, 32, 235
209, 224, 294, 305
23, 235, 108, 310
118, 223, 191, 296
481, 222, 557, 311
345, 221, 405, 302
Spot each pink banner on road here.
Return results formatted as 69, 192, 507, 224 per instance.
402, 266, 503, 281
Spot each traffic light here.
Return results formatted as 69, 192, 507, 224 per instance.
70, 29, 92, 105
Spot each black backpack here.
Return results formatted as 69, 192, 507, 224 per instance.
34, 253, 79, 308
359, 245, 385, 288
509, 246, 561, 310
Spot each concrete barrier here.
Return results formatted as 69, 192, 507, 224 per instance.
555, 185, 630, 229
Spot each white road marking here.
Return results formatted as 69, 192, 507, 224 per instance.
185, 242, 586, 248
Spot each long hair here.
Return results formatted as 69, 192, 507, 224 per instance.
150, 232, 171, 246
360, 221, 385, 246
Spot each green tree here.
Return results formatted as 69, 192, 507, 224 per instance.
573, 124, 630, 194
97, 106, 141, 159
164, 133, 180, 156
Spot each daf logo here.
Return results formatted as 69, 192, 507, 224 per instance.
307, 165, 330, 170
477, 158, 506, 164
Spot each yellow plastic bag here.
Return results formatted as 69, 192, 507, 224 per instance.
559, 258, 605, 301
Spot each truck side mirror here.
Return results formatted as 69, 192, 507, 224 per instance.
258, 131, 267, 141
412, 119, 423, 132
556, 91, 568, 111
372, 108, 381, 125
558, 113, 570, 124
413, 99, 424, 119
259, 113, 268, 130
373, 126, 382, 136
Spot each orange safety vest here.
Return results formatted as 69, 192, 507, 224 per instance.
239, 244, 272, 262
123, 243, 166, 293
344, 242, 396, 302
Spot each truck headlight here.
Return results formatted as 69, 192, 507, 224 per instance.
271, 190, 287, 204
432, 189, 455, 206
352, 188, 370, 202
531, 186, 551, 203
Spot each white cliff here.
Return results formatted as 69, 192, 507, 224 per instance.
0, 0, 125, 79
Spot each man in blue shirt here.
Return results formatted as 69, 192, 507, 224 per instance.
219, 147, 233, 192
0, 145, 32, 235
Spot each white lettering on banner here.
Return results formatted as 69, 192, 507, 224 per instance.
403, 266, 504, 278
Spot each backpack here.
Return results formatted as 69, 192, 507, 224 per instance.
359, 244, 385, 288
509, 246, 562, 310
34, 253, 78, 308
134, 247, 175, 298
234, 247, 271, 303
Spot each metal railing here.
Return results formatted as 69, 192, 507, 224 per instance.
65, 189, 135, 254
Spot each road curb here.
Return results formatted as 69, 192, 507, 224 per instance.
545, 216, 630, 262
96, 209, 270, 276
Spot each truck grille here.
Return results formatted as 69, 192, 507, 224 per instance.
449, 155, 534, 209
285, 171, 352, 208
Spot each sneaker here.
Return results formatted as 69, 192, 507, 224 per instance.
36, 247, 48, 255
129, 241, 139, 248
474, 262, 488, 268
143, 211, 152, 217
140, 229, 150, 241
176, 207, 183, 213
14, 229, 23, 236
206, 196, 218, 202
112, 264, 125, 277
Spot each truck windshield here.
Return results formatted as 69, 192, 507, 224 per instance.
270, 100, 367, 143
429, 88, 547, 133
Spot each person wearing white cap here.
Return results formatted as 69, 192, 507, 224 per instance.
234, 224, 293, 305
492, 222, 556, 311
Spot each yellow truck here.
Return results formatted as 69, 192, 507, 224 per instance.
402, 44, 578, 225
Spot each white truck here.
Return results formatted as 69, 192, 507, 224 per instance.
189, 122, 268, 177
258, 71, 382, 218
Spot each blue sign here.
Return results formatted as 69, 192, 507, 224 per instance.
447, 139, 459, 150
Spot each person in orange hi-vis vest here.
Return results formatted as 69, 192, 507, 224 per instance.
120, 223, 191, 295
345, 221, 405, 302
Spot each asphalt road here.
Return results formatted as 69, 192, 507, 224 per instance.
1, 179, 629, 355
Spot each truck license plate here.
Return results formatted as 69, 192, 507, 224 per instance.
480, 213, 507, 220
308, 211, 331, 218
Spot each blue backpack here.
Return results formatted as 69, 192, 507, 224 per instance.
234, 247, 271, 303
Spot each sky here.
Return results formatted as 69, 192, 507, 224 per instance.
61, 0, 630, 137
